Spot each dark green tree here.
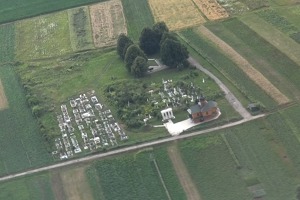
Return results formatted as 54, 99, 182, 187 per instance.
160, 32, 178, 45
131, 56, 148, 77
160, 38, 189, 68
153, 21, 169, 42
124, 44, 147, 72
117, 33, 133, 60
139, 27, 160, 55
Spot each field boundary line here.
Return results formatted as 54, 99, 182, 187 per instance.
152, 159, 172, 200
198, 25, 290, 105
221, 133, 241, 168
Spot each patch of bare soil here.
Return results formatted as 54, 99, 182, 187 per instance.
60, 166, 94, 200
192, 0, 229, 20
198, 26, 290, 105
51, 171, 67, 200
0, 79, 8, 110
167, 144, 202, 200
89, 0, 127, 48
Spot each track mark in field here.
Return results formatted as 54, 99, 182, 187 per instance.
0, 79, 8, 110
198, 26, 290, 105
168, 144, 202, 200
51, 171, 67, 200
60, 166, 94, 200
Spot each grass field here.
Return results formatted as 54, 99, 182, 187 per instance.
89, 0, 127, 48
0, 65, 52, 176
0, 0, 106, 24
0, 24, 15, 64
148, 0, 206, 30
15, 11, 72, 60
86, 148, 185, 200
179, 134, 252, 200
0, 173, 54, 200
178, 29, 278, 109
68, 6, 94, 51
197, 25, 289, 105
206, 18, 300, 101
122, 0, 154, 41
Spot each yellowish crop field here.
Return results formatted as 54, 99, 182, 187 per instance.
192, 0, 229, 20
148, 0, 206, 30
89, 0, 127, 48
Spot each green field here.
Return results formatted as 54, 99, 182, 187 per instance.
68, 6, 94, 51
86, 148, 186, 200
178, 29, 278, 109
0, 173, 54, 200
0, 0, 106, 24
179, 134, 252, 200
206, 18, 300, 101
0, 65, 51, 176
122, 0, 155, 41
0, 24, 15, 64
15, 11, 72, 60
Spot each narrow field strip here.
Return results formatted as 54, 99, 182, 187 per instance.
241, 14, 300, 67
198, 26, 290, 105
0, 79, 8, 110
168, 144, 202, 200
192, 0, 229, 20
148, 0, 206, 30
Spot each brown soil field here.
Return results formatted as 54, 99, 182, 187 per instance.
0, 79, 8, 110
192, 0, 229, 20
168, 143, 202, 200
198, 26, 290, 105
148, 0, 206, 31
60, 166, 94, 200
89, 0, 127, 48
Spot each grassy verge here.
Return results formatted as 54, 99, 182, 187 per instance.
0, 24, 15, 64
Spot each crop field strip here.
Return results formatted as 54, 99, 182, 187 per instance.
206, 18, 300, 101
0, 0, 109, 24
192, 0, 229, 20
89, 0, 127, 48
68, 6, 94, 51
86, 149, 186, 200
178, 29, 278, 109
0, 65, 52, 176
148, 0, 206, 31
197, 25, 290, 105
121, 0, 154, 41
0, 23, 15, 64
15, 10, 73, 60
241, 13, 300, 66
178, 134, 252, 200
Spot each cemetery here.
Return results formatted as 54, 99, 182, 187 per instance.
53, 91, 127, 160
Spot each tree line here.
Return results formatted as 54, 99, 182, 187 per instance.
117, 22, 189, 77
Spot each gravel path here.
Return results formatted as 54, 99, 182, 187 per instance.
188, 57, 252, 119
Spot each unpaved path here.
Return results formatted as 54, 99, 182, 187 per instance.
0, 79, 8, 110
196, 26, 289, 105
0, 114, 264, 183
188, 57, 252, 119
168, 144, 202, 200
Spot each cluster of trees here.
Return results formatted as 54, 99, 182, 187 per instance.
117, 22, 189, 77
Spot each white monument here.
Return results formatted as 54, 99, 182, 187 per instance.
161, 108, 175, 121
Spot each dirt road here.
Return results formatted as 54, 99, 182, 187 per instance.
168, 144, 202, 200
188, 57, 252, 119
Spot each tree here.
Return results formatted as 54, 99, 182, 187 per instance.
117, 33, 133, 60
160, 32, 178, 45
153, 21, 169, 42
160, 38, 189, 68
131, 56, 148, 77
124, 44, 147, 72
139, 27, 160, 55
